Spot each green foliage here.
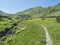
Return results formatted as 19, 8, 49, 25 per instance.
56, 16, 60, 22
3, 20, 46, 45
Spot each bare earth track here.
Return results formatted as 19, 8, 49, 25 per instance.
41, 25, 52, 45
31, 21, 52, 45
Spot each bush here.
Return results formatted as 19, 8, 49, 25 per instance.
56, 16, 60, 23
41, 16, 45, 20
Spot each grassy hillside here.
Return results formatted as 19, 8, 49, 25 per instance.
2, 20, 45, 45
15, 7, 44, 17
0, 3, 60, 45
32, 18, 60, 45
14, 3, 60, 19
1, 18, 60, 45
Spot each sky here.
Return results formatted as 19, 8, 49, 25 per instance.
0, 0, 60, 14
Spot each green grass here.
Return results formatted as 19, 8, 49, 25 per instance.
1, 18, 60, 45
3, 20, 46, 45
32, 18, 60, 45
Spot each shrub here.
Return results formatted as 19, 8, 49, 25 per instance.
56, 16, 60, 23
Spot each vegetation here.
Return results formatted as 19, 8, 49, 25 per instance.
2, 20, 45, 45
32, 18, 60, 45
56, 16, 60, 22
0, 3, 60, 45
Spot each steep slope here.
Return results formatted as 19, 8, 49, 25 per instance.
15, 3, 60, 18
45, 3, 60, 16
0, 10, 7, 15
15, 7, 46, 18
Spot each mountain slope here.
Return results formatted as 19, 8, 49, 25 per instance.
15, 3, 60, 18
0, 10, 7, 15
15, 7, 46, 18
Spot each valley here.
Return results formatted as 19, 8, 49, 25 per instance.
0, 3, 60, 45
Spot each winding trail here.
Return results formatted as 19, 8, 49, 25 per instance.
41, 25, 52, 45
31, 21, 52, 45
